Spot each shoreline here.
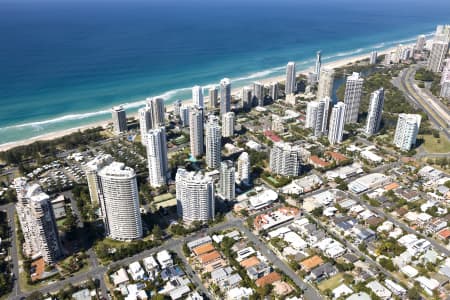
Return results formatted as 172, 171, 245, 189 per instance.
0, 43, 411, 152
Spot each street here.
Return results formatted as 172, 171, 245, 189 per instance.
393, 66, 450, 140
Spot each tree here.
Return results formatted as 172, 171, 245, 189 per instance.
152, 225, 163, 240
379, 258, 396, 272
26, 291, 44, 300
182, 243, 191, 257
311, 206, 324, 217
220, 237, 236, 258
63, 206, 79, 240
257, 284, 273, 297
407, 287, 421, 300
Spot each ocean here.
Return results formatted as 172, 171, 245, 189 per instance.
1, 0, 449, 145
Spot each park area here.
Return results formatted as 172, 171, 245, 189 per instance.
419, 134, 450, 153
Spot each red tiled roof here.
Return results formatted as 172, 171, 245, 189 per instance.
309, 156, 331, 168
300, 255, 324, 271
438, 228, 450, 239
384, 182, 400, 191
198, 250, 221, 264
263, 130, 282, 142
192, 243, 215, 256
325, 151, 348, 162
240, 256, 260, 269
255, 272, 282, 287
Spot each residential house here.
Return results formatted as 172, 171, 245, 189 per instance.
342, 253, 359, 264
438, 228, 450, 240
143, 256, 159, 280
226, 287, 253, 300
128, 262, 146, 281
395, 189, 420, 202
300, 255, 323, 272
393, 251, 413, 268
332, 284, 353, 299
198, 250, 226, 271
346, 292, 371, 300
192, 243, 215, 256
388, 227, 403, 239
170, 285, 191, 300
112, 268, 129, 287
417, 213, 433, 227
384, 279, 406, 296
420, 249, 441, 265
240, 256, 260, 269
211, 267, 234, 284
157, 250, 173, 269
415, 276, 439, 295
366, 281, 392, 300
309, 262, 338, 282
187, 236, 212, 250
247, 262, 271, 280
401, 265, 418, 278
218, 273, 242, 290
236, 247, 256, 262
255, 272, 282, 287
325, 244, 346, 258
425, 218, 447, 235
352, 226, 376, 245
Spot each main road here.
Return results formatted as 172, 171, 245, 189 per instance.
393, 66, 450, 140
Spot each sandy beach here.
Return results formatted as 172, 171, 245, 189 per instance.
0, 44, 411, 152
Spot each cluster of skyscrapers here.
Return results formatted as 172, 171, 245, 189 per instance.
306, 69, 367, 145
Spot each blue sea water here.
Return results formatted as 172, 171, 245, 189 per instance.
1, 0, 450, 145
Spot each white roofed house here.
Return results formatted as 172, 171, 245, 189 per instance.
157, 250, 173, 269
425, 218, 447, 235
143, 256, 160, 280
416, 212, 432, 227
415, 276, 440, 295
128, 261, 146, 281
226, 287, 253, 300
401, 265, 419, 278
325, 244, 346, 259
384, 279, 406, 296
366, 281, 392, 300
332, 284, 353, 299
111, 268, 130, 287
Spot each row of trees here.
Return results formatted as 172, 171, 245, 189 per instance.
0, 212, 13, 297
95, 238, 162, 262
0, 127, 104, 165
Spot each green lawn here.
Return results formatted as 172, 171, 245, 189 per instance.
318, 273, 344, 292
173, 136, 188, 145
56, 218, 66, 228
420, 134, 450, 153
100, 237, 126, 248
154, 193, 175, 203
155, 198, 177, 209
266, 176, 280, 185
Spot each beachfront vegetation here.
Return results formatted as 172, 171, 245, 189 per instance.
0, 211, 13, 297
0, 127, 104, 166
